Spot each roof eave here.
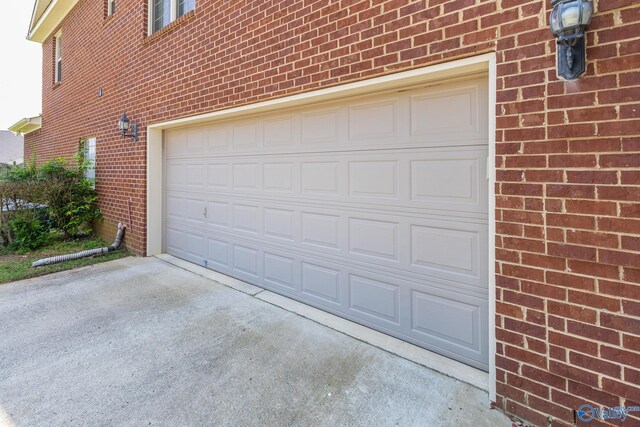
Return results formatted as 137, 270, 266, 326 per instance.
8, 116, 42, 135
28, 0, 80, 43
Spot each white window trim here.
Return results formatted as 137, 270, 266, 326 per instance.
148, 0, 193, 34
54, 30, 62, 83
107, 0, 115, 16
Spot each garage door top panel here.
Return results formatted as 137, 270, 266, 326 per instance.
166, 78, 489, 159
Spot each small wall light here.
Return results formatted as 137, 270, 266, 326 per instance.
118, 112, 139, 143
550, 0, 593, 80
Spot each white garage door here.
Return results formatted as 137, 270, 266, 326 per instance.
164, 77, 490, 370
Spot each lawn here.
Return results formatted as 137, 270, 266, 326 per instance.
0, 236, 130, 284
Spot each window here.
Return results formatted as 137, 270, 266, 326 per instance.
177, 0, 195, 17
107, 0, 116, 16
83, 138, 96, 184
150, 0, 195, 33
54, 32, 62, 83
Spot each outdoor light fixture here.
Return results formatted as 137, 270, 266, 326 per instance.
550, 0, 593, 80
118, 112, 138, 143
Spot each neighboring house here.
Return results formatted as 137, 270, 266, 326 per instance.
0, 131, 25, 166
23, 0, 639, 425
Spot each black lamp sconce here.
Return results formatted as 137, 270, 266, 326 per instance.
550, 0, 593, 80
118, 112, 139, 143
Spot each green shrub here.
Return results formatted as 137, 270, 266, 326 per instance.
0, 163, 44, 247
37, 157, 101, 237
8, 210, 49, 251
0, 155, 102, 249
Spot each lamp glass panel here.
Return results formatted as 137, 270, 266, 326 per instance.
561, 3, 581, 29
550, 7, 562, 33
580, 1, 593, 25
119, 115, 129, 131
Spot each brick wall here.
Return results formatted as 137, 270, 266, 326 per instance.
25, 0, 640, 425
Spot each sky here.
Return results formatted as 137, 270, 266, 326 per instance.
0, 3, 42, 131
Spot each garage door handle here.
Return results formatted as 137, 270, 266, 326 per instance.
203, 207, 207, 218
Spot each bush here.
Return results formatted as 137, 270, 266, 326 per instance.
8, 210, 49, 251
0, 155, 101, 251
37, 157, 101, 237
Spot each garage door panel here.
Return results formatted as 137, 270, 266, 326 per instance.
410, 288, 487, 364
301, 212, 342, 250
264, 115, 299, 147
264, 208, 296, 241
207, 238, 230, 268
301, 108, 341, 144
410, 154, 486, 213
348, 160, 400, 199
165, 199, 488, 292
301, 161, 341, 195
185, 198, 206, 223
349, 274, 400, 325
166, 227, 186, 255
165, 77, 489, 370
186, 233, 206, 259
264, 252, 296, 291
166, 196, 488, 290
166, 162, 187, 186
206, 201, 229, 227
168, 147, 487, 216
412, 226, 477, 273
166, 196, 184, 221
410, 221, 488, 287
348, 218, 399, 261
302, 263, 342, 304
232, 163, 259, 190
207, 164, 228, 187
348, 97, 400, 141
263, 162, 296, 192
167, 214, 487, 300
232, 204, 259, 234
185, 164, 205, 186
409, 84, 486, 141
232, 244, 259, 278
165, 131, 187, 156
167, 78, 487, 162
232, 121, 260, 150
207, 125, 231, 153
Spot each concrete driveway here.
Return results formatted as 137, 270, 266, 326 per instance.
0, 257, 509, 426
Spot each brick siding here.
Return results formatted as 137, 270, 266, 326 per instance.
24, 0, 640, 425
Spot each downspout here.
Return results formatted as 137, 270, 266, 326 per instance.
31, 223, 126, 268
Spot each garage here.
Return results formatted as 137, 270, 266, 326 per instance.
163, 76, 490, 371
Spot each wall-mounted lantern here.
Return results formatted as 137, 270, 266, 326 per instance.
550, 0, 593, 80
118, 112, 139, 143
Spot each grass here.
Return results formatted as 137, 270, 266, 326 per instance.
0, 235, 130, 284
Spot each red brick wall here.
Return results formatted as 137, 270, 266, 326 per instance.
25, 0, 640, 425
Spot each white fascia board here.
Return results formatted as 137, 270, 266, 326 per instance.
28, 0, 80, 43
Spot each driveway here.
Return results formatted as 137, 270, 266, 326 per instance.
0, 257, 510, 426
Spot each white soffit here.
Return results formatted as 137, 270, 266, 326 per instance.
28, 0, 80, 43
